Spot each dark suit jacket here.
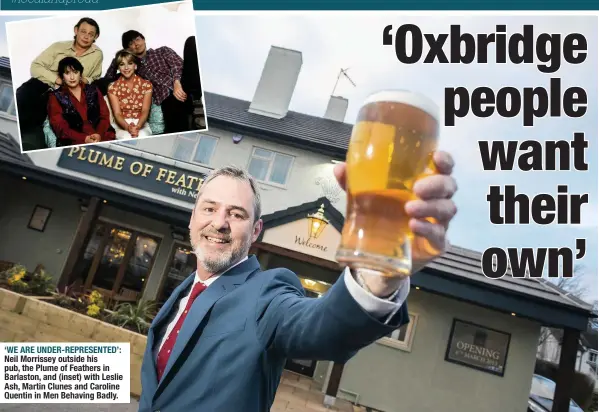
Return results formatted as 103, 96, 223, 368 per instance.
138, 255, 409, 412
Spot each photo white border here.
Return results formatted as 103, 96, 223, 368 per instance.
3, 0, 211, 155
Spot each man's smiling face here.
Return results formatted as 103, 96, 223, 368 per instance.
189, 175, 262, 274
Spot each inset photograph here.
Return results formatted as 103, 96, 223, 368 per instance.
6, 1, 207, 153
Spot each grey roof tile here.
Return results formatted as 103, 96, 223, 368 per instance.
432, 245, 593, 312
0, 132, 32, 164
0, 56, 10, 70
204, 92, 352, 154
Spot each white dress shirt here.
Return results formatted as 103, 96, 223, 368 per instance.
154, 257, 409, 359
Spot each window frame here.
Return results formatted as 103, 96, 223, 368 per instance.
171, 133, 219, 166
0, 81, 16, 118
155, 240, 196, 308
247, 146, 294, 186
377, 312, 419, 352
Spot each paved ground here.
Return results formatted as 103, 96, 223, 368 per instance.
0, 371, 366, 412
0, 398, 139, 411
273, 370, 365, 412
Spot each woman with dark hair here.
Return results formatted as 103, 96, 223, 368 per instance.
47, 56, 115, 146
107, 49, 153, 139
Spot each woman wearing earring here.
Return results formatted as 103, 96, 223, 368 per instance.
47, 56, 115, 146
107, 49, 153, 140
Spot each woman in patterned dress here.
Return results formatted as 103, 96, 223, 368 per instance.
107, 50, 153, 139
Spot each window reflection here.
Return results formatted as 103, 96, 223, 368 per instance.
72, 222, 160, 301
158, 245, 197, 306
298, 277, 330, 298
93, 229, 131, 290
74, 223, 107, 287
118, 235, 159, 300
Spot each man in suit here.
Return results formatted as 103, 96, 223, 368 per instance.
139, 152, 458, 412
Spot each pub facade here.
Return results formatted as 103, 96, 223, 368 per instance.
0, 48, 594, 412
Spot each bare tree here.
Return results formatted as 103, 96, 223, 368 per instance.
538, 265, 591, 350
590, 300, 598, 330
547, 263, 589, 300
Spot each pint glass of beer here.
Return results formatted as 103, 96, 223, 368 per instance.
336, 90, 440, 277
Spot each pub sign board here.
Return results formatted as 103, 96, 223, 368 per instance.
444, 319, 511, 377
57, 146, 207, 204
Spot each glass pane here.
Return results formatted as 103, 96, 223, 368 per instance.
248, 157, 269, 181
92, 228, 132, 291
388, 324, 408, 341
473, 331, 487, 346
530, 375, 555, 399
254, 148, 273, 159
0, 86, 13, 113
117, 235, 159, 300
172, 137, 196, 161
269, 154, 292, 184
158, 246, 197, 307
73, 222, 107, 287
193, 136, 217, 165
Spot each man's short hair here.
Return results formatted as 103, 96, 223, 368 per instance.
122, 30, 145, 50
57, 57, 84, 78
75, 17, 100, 37
195, 166, 262, 223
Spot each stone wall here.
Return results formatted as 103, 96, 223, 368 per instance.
0, 288, 145, 396
0, 288, 364, 411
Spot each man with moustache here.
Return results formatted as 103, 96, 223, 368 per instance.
16, 17, 103, 151
139, 152, 458, 412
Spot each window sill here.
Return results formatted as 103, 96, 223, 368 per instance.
376, 337, 412, 352
255, 179, 288, 190
0, 112, 16, 122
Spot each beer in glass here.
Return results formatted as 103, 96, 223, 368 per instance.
336, 90, 440, 277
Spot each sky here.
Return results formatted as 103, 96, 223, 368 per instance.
193, 14, 598, 303
0, 13, 595, 302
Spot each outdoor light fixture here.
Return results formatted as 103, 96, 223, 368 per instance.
307, 204, 329, 240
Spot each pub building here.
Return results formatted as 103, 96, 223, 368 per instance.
0, 48, 594, 412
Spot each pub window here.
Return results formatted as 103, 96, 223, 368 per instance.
0, 83, 16, 116
172, 134, 218, 165
71, 222, 160, 307
247, 147, 294, 185
378, 312, 419, 352
156, 244, 197, 308
118, 140, 138, 146
589, 351, 598, 364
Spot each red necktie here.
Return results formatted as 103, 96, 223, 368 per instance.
156, 281, 207, 380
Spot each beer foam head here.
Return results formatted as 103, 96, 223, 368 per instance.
363, 90, 439, 123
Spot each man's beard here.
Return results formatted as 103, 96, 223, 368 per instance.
191, 228, 253, 274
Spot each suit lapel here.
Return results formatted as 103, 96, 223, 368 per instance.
157, 256, 261, 388
151, 275, 195, 330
